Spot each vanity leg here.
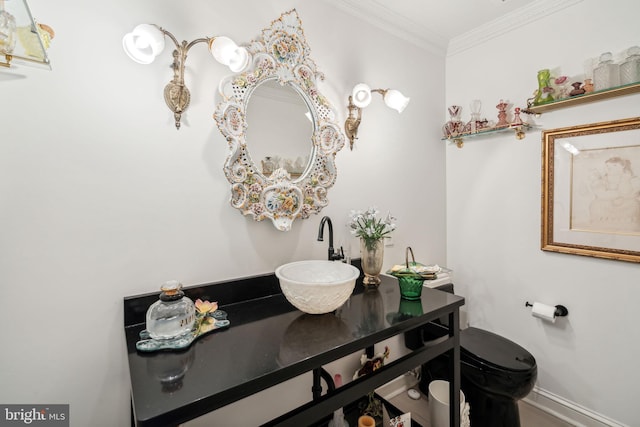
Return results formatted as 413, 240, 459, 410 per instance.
312, 368, 336, 400
448, 309, 461, 427
366, 345, 374, 359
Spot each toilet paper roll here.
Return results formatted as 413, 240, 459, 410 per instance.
532, 302, 556, 323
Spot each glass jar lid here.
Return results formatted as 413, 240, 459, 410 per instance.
598, 52, 613, 63
159, 280, 185, 301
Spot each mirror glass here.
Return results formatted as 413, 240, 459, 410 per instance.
246, 79, 314, 180
214, 10, 345, 231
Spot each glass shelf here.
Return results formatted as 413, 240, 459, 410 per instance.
523, 82, 640, 114
0, 0, 51, 69
441, 124, 530, 148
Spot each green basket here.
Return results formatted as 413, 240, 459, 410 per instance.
397, 275, 425, 300
387, 247, 435, 300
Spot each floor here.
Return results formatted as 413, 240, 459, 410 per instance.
378, 375, 575, 427
386, 391, 574, 426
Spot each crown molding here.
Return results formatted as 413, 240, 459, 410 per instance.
319, 0, 583, 57
448, 0, 584, 56
319, 0, 448, 57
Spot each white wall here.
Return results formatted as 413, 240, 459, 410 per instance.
446, 0, 639, 425
0, 1, 445, 426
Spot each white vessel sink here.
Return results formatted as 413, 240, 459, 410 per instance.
275, 260, 360, 314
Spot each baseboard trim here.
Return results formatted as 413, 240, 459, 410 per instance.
379, 377, 629, 427
376, 373, 419, 400
523, 386, 629, 427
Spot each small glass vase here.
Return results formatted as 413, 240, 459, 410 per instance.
360, 238, 384, 287
533, 69, 555, 105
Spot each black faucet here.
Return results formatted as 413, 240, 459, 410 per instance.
317, 216, 344, 261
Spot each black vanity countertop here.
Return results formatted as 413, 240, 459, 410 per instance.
124, 267, 465, 427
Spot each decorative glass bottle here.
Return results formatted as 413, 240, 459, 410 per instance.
146, 280, 196, 340
464, 99, 482, 133
442, 105, 464, 137
261, 156, 275, 176
620, 46, 640, 85
495, 99, 509, 128
593, 52, 620, 91
0, 4, 16, 55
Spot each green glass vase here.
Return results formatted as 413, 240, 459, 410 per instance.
533, 69, 555, 105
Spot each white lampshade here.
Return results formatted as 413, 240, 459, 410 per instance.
351, 83, 372, 108
122, 24, 165, 64
228, 46, 251, 72
209, 36, 250, 72
383, 89, 410, 113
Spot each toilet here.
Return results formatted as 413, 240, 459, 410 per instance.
407, 283, 537, 427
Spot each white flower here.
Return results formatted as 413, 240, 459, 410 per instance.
347, 206, 397, 250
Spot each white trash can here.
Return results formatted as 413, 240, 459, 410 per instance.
428, 380, 471, 427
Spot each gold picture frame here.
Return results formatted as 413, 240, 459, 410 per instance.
541, 117, 640, 263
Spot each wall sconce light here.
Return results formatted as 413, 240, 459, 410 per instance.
344, 83, 410, 150
122, 24, 251, 129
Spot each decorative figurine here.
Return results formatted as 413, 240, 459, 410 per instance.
583, 78, 594, 93
553, 75, 569, 99
569, 82, 586, 96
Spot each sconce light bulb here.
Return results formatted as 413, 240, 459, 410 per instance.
134, 37, 150, 50
123, 24, 165, 64
351, 83, 372, 108
227, 47, 251, 72
210, 36, 250, 72
384, 89, 410, 113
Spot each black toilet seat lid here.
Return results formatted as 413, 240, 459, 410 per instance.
461, 327, 536, 372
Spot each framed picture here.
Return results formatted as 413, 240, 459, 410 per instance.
541, 117, 640, 263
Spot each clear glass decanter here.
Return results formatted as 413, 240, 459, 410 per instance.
620, 46, 640, 85
593, 52, 620, 91
146, 280, 196, 340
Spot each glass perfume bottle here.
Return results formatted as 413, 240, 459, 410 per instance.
146, 280, 196, 340
0, 6, 16, 55
443, 105, 463, 137
620, 46, 640, 85
262, 156, 275, 175
464, 100, 482, 133
593, 52, 620, 91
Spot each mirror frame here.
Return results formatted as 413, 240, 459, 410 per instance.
214, 9, 345, 231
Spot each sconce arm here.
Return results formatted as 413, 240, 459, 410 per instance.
155, 27, 212, 130
371, 88, 388, 97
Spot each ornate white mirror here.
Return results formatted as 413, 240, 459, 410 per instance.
214, 10, 345, 231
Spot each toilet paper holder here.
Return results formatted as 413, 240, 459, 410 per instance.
525, 301, 569, 317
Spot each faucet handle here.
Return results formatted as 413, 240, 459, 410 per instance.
330, 246, 345, 261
